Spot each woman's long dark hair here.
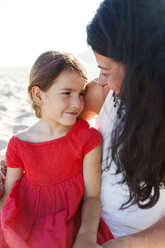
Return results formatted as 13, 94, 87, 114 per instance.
87, 0, 165, 209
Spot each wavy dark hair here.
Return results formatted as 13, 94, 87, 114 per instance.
87, 0, 165, 209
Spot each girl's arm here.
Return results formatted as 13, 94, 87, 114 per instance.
80, 80, 110, 121
102, 216, 165, 248
73, 144, 102, 248
0, 167, 22, 210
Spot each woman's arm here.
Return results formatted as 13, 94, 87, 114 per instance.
73, 144, 102, 248
0, 167, 23, 210
80, 80, 110, 121
102, 216, 165, 248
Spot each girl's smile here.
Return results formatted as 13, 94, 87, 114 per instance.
65, 111, 79, 116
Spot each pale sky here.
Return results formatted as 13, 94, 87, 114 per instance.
0, 0, 102, 67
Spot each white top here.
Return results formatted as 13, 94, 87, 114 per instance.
96, 90, 165, 238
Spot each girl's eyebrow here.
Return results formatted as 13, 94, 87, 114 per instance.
61, 88, 86, 92
61, 88, 74, 91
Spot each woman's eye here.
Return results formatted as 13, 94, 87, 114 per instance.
102, 73, 109, 77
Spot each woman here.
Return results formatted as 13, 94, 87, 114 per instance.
82, 0, 165, 247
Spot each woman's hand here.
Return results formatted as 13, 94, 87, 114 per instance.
79, 79, 110, 121
102, 237, 130, 248
0, 160, 7, 198
102, 218, 165, 248
73, 232, 102, 248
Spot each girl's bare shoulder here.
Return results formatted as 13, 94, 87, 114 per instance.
15, 122, 39, 142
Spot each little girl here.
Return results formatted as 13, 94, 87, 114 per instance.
0, 51, 113, 248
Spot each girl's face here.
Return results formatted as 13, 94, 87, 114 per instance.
94, 51, 125, 94
40, 70, 86, 127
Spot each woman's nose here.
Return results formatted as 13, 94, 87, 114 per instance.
97, 76, 108, 87
98, 81, 107, 87
98, 79, 107, 87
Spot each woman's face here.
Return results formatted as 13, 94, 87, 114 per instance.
94, 51, 125, 94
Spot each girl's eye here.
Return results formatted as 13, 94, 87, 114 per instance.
80, 92, 85, 96
62, 92, 70, 95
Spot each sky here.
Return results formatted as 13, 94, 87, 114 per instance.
0, 0, 102, 67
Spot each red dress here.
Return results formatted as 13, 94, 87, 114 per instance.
0, 120, 113, 248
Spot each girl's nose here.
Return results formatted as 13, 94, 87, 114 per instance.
71, 97, 81, 108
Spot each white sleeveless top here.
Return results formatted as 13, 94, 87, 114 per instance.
96, 90, 165, 238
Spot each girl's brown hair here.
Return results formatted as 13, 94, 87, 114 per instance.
28, 50, 88, 118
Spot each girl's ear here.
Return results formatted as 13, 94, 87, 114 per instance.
31, 86, 43, 106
